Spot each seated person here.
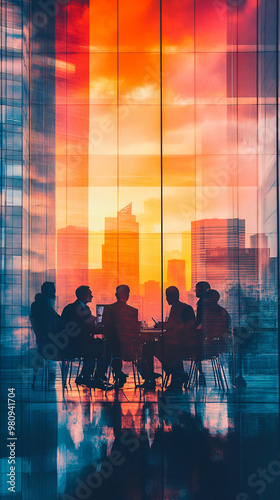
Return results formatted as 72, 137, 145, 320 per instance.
102, 284, 141, 388
199, 289, 231, 355
30, 281, 62, 355
61, 286, 107, 390
194, 281, 211, 385
143, 286, 197, 390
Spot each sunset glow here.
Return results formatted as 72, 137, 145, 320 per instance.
55, 0, 275, 321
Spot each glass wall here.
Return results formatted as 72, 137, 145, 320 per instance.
52, 0, 277, 387
0, 0, 279, 391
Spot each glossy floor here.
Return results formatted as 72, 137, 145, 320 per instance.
0, 355, 279, 500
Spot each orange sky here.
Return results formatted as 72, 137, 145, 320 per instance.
56, 0, 266, 288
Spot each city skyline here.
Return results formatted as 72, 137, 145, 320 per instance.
55, 208, 274, 322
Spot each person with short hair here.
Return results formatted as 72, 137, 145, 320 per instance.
30, 281, 62, 353
195, 281, 211, 326
61, 286, 108, 390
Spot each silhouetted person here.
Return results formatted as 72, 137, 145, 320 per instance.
195, 281, 211, 326
102, 285, 140, 388
30, 281, 62, 354
61, 286, 107, 390
143, 286, 196, 390
200, 289, 231, 352
195, 281, 211, 385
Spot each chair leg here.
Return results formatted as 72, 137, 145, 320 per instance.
190, 360, 197, 389
186, 360, 195, 389
76, 359, 81, 378
220, 358, 229, 391
162, 371, 168, 388
213, 358, 221, 389
135, 361, 142, 399
216, 357, 225, 391
195, 362, 198, 388
68, 361, 73, 386
211, 358, 218, 386
164, 373, 171, 388
105, 357, 113, 397
61, 360, 69, 391
132, 361, 137, 386
92, 359, 97, 379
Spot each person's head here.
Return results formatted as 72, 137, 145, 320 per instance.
195, 281, 210, 298
166, 286, 180, 306
41, 281, 56, 299
75, 286, 93, 304
35, 293, 45, 301
205, 289, 220, 304
115, 284, 130, 302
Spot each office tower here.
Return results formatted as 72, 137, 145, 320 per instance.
249, 234, 270, 294
167, 259, 186, 292
250, 233, 268, 249
102, 203, 140, 295
191, 218, 245, 289
204, 247, 269, 290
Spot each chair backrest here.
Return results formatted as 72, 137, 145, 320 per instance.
202, 304, 230, 341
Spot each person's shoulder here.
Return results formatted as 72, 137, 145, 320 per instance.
62, 300, 77, 313
125, 303, 138, 313
31, 294, 47, 311
105, 301, 117, 309
181, 302, 194, 311
103, 302, 117, 313
217, 304, 227, 314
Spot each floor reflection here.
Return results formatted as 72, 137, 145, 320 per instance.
0, 356, 279, 500
57, 397, 279, 500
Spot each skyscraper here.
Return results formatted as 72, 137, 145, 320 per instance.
250, 233, 268, 249
102, 203, 140, 295
191, 218, 245, 289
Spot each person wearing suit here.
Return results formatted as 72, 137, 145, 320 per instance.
200, 289, 231, 348
143, 286, 196, 390
61, 286, 107, 390
102, 284, 141, 388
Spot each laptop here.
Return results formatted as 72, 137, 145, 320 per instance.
96, 304, 106, 324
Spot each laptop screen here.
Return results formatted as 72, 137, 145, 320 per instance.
96, 304, 105, 323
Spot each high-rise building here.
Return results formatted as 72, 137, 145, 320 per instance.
102, 203, 140, 295
191, 218, 245, 289
204, 247, 270, 290
250, 233, 268, 249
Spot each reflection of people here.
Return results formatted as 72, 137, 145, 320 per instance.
102, 285, 140, 388
61, 286, 106, 390
30, 281, 62, 353
195, 281, 211, 385
143, 286, 196, 390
